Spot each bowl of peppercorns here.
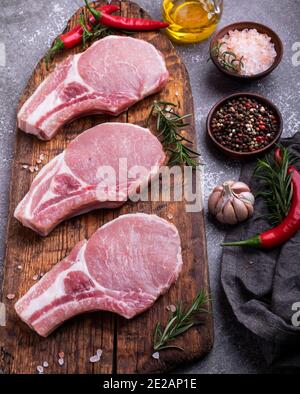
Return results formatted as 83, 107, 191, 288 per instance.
207, 93, 283, 158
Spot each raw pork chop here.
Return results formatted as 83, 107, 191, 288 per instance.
17, 36, 169, 140
15, 213, 183, 337
14, 123, 165, 236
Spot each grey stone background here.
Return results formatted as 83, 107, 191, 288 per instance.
0, 0, 299, 374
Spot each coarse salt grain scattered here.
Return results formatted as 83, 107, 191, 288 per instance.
58, 351, 65, 359
22, 164, 29, 169
89, 354, 100, 363
6, 294, 15, 300
167, 214, 173, 220
32, 275, 39, 281
29, 166, 35, 173
17, 265, 23, 271
36, 159, 42, 164
37, 365, 44, 374
89, 349, 103, 363
218, 28, 277, 76
0, 303, 6, 327
43, 361, 49, 368
58, 358, 64, 366
152, 352, 160, 360
40, 154, 45, 161
166, 304, 176, 313
96, 349, 103, 357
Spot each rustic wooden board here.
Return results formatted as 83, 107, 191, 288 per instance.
0, 1, 213, 374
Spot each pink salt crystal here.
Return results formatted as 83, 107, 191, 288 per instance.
36, 365, 44, 374
218, 28, 277, 76
89, 354, 100, 363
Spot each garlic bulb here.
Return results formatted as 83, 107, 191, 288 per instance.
208, 180, 255, 225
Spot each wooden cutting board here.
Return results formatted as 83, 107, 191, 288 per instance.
0, 1, 213, 374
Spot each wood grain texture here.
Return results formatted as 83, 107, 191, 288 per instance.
0, 1, 213, 374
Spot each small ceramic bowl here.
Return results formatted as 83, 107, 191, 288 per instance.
206, 92, 283, 158
210, 21, 283, 80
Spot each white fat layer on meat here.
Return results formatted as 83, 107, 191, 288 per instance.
20, 123, 162, 221
22, 37, 167, 134
26, 55, 93, 128
30, 157, 89, 218
18, 153, 78, 220
20, 152, 88, 221
19, 214, 182, 325
15, 153, 62, 220
19, 242, 89, 321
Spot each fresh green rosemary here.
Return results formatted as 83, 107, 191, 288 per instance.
80, 12, 132, 49
153, 290, 210, 351
254, 146, 295, 226
147, 101, 201, 167
211, 42, 244, 73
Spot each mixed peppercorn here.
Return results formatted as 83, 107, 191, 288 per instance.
211, 97, 279, 152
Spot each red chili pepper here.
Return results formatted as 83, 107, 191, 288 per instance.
50, 5, 119, 53
85, 0, 169, 31
222, 147, 300, 249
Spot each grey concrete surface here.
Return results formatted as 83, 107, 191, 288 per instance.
0, 0, 299, 374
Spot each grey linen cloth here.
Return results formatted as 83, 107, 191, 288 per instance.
221, 132, 300, 369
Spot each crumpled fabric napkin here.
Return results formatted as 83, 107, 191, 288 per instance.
221, 132, 300, 369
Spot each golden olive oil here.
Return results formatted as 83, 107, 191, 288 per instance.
162, 0, 223, 44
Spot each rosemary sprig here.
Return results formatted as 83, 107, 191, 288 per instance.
79, 13, 93, 48
254, 146, 296, 226
211, 42, 244, 73
147, 101, 201, 168
80, 12, 132, 48
153, 290, 210, 351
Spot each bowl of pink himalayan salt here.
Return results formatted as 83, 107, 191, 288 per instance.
210, 22, 283, 80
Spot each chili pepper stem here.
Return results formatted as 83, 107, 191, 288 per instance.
85, 0, 101, 21
48, 38, 65, 56
221, 235, 261, 247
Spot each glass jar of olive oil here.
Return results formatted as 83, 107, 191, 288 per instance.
162, 0, 223, 44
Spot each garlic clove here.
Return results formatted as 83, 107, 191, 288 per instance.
215, 195, 227, 215
208, 179, 255, 225
239, 191, 255, 206
232, 182, 251, 193
213, 185, 224, 193
225, 180, 236, 187
216, 211, 226, 223
208, 190, 222, 214
245, 202, 254, 217
232, 198, 249, 222
223, 202, 238, 225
